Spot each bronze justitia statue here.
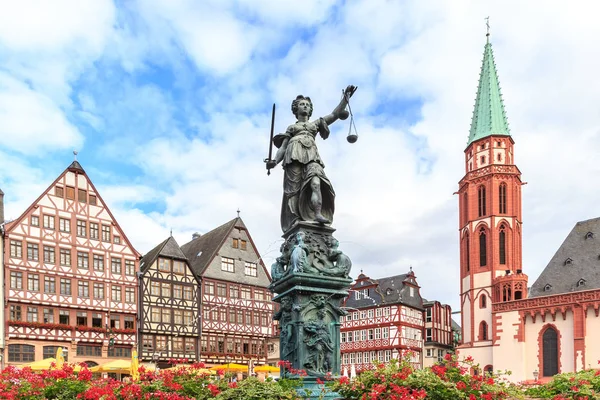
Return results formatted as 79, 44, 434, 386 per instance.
266, 85, 357, 232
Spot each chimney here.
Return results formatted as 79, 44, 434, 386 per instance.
0, 188, 4, 224
192, 232, 202, 240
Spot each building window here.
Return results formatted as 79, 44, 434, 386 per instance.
113, 235, 121, 244
92, 313, 102, 327
59, 218, 70, 232
77, 252, 89, 269
183, 311, 193, 325
173, 261, 185, 274
111, 286, 121, 302
173, 337, 184, 352
217, 284, 227, 297
44, 346, 66, 361
44, 276, 56, 293
76, 312, 88, 326
465, 232, 470, 272
89, 223, 99, 240
542, 326, 559, 376
499, 225, 506, 265
43, 215, 55, 230
125, 287, 135, 303
426, 328, 432, 341
27, 307, 38, 322
426, 308, 432, 322
10, 305, 22, 320
89, 194, 97, 205
125, 260, 135, 276
480, 321, 488, 341
479, 228, 487, 267
240, 240, 247, 250
241, 287, 252, 299
111, 258, 122, 274
124, 316, 134, 329
161, 282, 171, 297
43, 309, 54, 323
59, 310, 69, 325
27, 243, 39, 261
77, 220, 87, 237
158, 259, 171, 272
60, 279, 71, 296
174, 310, 183, 325
93, 254, 104, 271
8, 344, 35, 362
232, 238, 239, 248
60, 248, 71, 266
151, 308, 160, 322
499, 183, 507, 214
93, 283, 104, 299
76, 345, 102, 357
481, 155, 486, 165
478, 186, 486, 217
143, 336, 153, 350
205, 282, 215, 295
426, 348, 432, 357
150, 281, 160, 296
245, 262, 257, 277
480, 294, 487, 309
230, 285, 239, 298
102, 225, 111, 242
10, 240, 23, 258
108, 347, 131, 358
10, 272, 23, 289
66, 186, 75, 199
156, 336, 167, 351
221, 257, 234, 272
78, 189, 87, 203
162, 309, 171, 323
77, 281, 90, 298
43, 246, 55, 264
28, 274, 40, 291
31, 215, 40, 226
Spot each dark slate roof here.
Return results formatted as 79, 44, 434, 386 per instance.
180, 217, 242, 278
529, 217, 600, 298
140, 236, 187, 274
451, 318, 461, 332
345, 272, 424, 310
67, 160, 85, 173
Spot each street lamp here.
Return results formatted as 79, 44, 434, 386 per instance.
533, 369, 539, 381
152, 352, 161, 371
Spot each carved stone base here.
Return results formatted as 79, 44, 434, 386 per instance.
269, 222, 353, 381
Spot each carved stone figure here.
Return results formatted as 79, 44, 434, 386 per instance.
303, 309, 333, 375
326, 237, 352, 277
290, 231, 309, 273
267, 86, 357, 232
274, 297, 295, 362
270, 256, 286, 282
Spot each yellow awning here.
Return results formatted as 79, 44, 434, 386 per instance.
209, 363, 248, 372
21, 357, 56, 371
90, 359, 133, 374
254, 365, 280, 373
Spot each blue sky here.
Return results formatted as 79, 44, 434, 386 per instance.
2, 0, 600, 311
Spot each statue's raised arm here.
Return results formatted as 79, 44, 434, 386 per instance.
270, 85, 357, 232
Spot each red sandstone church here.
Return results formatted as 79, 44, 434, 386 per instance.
458, 33, 600, 382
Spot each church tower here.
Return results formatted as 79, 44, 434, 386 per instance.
457, 32, 527, 370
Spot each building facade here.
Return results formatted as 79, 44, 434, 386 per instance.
423, 300, 453, 368
139, 236, 200, 368
180, 217, 274, 369
341, 271, 424, 374
457, 34, 600, 382
3, 161, 140, 366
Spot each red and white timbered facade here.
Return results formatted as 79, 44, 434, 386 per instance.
3, 161, 140, 366
341, 272, 424, 373
423, 300, 453, 368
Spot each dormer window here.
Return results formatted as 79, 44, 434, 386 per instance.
564, 258, 573, 266
386, 288, 392, 295
586, 232, 594, 240
577, 279, 586, 287
544, 284, 552, 292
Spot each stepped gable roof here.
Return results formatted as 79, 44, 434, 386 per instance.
467, 36, 511, 146
140, 236, 187, 274
529, 217, 600, 298
345, 272, 424, 311
180, 217, 242, 278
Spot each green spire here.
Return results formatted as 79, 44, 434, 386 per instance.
467, 36, 510, 146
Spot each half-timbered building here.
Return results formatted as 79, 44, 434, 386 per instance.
180, 217, 274, 369
341, 271, 425, 374
422, 300, 453, 368
139, 236, 200, 368
3, 161, 140, 366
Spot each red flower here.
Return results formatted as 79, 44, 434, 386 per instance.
456, 381, 467, 390
207, 384, 220, 396
228, 382, 238, 388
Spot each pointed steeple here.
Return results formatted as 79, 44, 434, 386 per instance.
467, 35, 510, 146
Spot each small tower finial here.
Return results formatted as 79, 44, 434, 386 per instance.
170, 228, 173, 237
73, 150, 78, 161
485, 16, 490, 41
237, 208, 241, 218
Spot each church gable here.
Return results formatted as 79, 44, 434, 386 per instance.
529, 217, 600, 297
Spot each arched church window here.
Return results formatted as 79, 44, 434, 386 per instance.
479, 321, 488, 341
542, 327, 559, 376
499, 224, 506, 265
463, 192, 468, 224
478, 186, 487, 217
480, 294, 487, 309
464, 232, 471, 272
498, 183, 507, 214
479, 228, 487, 267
